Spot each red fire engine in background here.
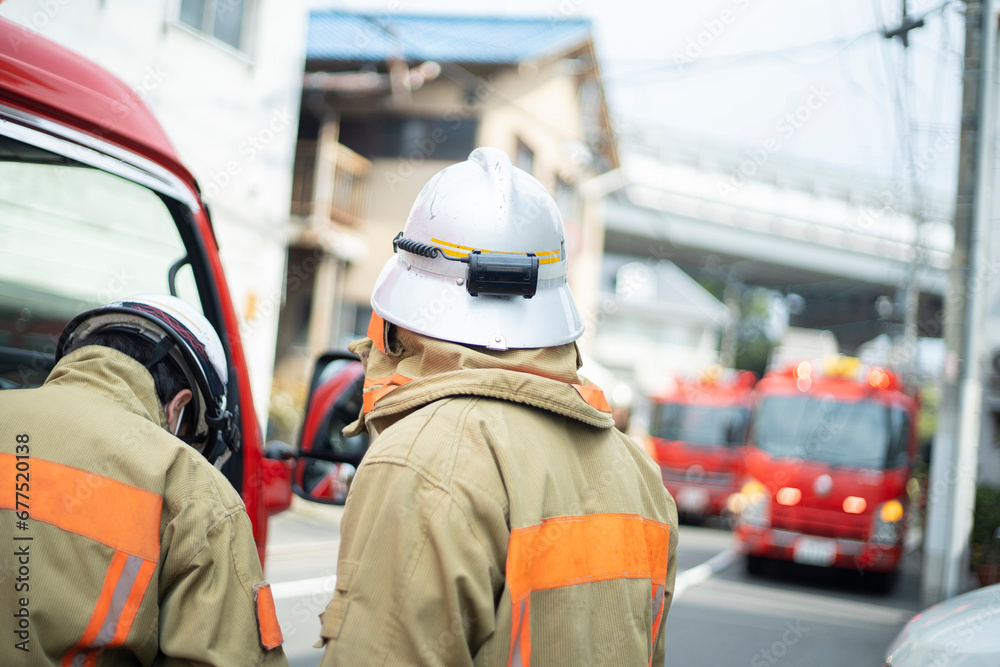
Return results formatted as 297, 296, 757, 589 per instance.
648, 368, 756, 523
733, 356, 919, 589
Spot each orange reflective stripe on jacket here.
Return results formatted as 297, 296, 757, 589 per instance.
0, 454, 162, 560
362, 373, 412, 413
571, 384, 611, 413
648, 582, 667, 667
254, 583, 284, 650
506, 513, 671, 667
61, 550, 157, 667
0, 455, 161, 663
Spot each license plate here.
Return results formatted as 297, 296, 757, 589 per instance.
676, 487, 709, 513
793, 537, 837, 567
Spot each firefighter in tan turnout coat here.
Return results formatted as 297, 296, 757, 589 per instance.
317, 148, 679, 666
0, 295, 287, 666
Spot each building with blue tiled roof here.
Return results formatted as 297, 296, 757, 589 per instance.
274, 10, 618, 385
307, 12, 593, 65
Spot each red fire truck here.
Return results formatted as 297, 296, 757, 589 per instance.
648, 368, 756, 522
733, 356, 919, 588
0, 19, 293, 563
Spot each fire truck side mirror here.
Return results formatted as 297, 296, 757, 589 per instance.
294, 351, 371, 505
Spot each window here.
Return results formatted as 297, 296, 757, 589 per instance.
178, 0, 251, 50
753, 396, 911, 469
515, 138, 534, 174
616, 262, 657, 303
555, 177, 576, 220
0, 135, 201, 389
339, 117, 478, 161
651, 403, 750, 447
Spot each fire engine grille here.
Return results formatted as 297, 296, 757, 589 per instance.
770, 505, 870, 541
659, 466, 734, 487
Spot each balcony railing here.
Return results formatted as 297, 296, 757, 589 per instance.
289, 141, 316, 217
290, 139, 371, 226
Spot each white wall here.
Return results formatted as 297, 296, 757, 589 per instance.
1, 0, 308, 430
592, 329, 721, 392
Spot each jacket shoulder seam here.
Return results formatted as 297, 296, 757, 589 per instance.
171, 505, 246, 574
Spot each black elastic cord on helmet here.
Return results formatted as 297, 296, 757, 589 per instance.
392, 232, 540, 298
392, 232, 468, 263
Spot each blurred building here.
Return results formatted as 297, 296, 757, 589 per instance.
601, 127, 1000, 485
273, 11, 619, 403
978, 213, 1000, 486
593, 256, 729, 391
606, 129, 951, 355
0, 0, 309, 429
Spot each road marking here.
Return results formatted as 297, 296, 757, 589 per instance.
268, 549, 738, 602
673, 549, 737, 600
266, 540, 340, 558
904, 525, 921, 554
270, 574, 338, 601
687, 576, 912, 625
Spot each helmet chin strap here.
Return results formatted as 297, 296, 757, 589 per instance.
145, 337, 176, 368
172, 405, 185, 437
149, 337, 196, 440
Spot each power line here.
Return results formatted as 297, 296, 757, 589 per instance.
929, 3, 962, 143
604, 4, 957, 84
604, 30, 884, 82
871, 0, 929, 376
884, 0, 957, 43
831, 2, 880, 167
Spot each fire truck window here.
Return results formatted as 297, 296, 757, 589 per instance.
755, 396, 906, 469
652, 403, 750, 447
885, 409, 912, 468
0, 136, 201, 389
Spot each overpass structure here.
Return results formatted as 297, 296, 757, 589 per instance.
603, 129, 954, 352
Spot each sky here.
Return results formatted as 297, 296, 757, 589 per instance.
322, 0, 967, 202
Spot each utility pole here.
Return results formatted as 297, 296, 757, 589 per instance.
883, 0, 926, 47
882, 0, 928, 379
922, 0, 996, 605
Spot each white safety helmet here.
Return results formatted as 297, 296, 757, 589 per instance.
56, 294, 239, 467
372, 147, 584, 350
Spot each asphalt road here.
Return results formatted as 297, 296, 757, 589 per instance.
266, 502, 925, 666
664, 522, 924, 666
264, 498, 343, 667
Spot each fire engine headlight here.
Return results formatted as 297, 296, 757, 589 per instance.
871, 499, 905, 547
738, 480, 770, 527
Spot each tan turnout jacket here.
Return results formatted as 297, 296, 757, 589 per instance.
0, 346, 287, 666
318, 319, 678, 666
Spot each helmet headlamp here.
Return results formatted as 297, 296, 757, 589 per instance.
392, 233, 539, 298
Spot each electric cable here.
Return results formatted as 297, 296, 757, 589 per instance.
604, 30, 883, 83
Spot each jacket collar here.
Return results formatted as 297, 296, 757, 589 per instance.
44, 346, 168, 429
345, 325, 614, 437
